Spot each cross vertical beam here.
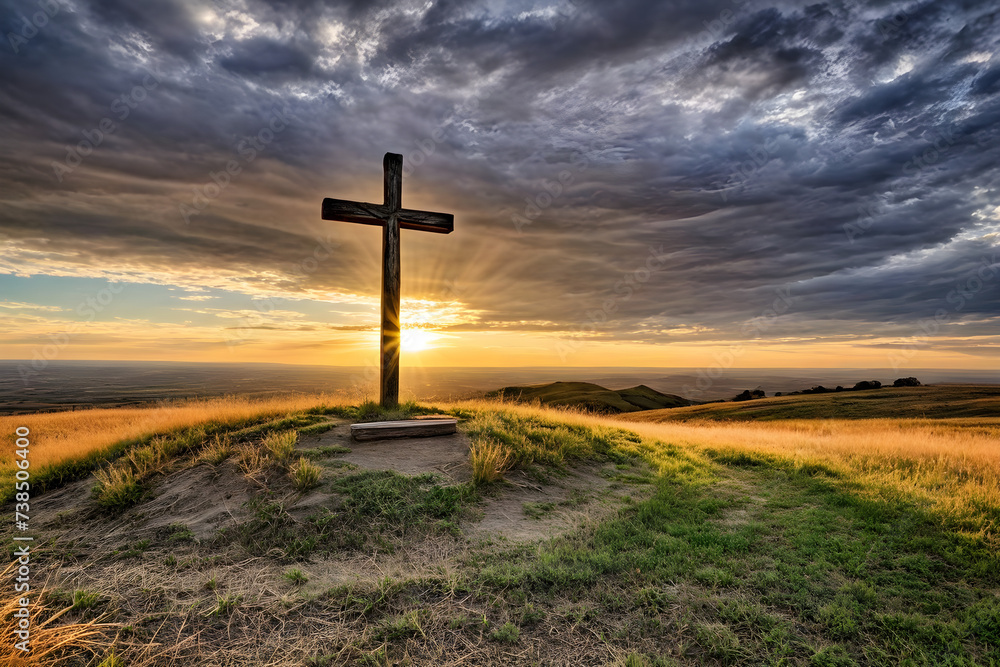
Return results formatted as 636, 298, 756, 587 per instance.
321, 152, 454, 409
381, 153, 402, 407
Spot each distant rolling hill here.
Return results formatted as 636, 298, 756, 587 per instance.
487, 381, 692, 414
622, 384, 1000, 422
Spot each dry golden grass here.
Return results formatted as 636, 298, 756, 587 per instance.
468, 437, 512, 485
0, 561, 117, 666
449, 399, 1000, 535
237, 443, 270, 479
0, 394, 342, 484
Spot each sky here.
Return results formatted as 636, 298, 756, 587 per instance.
0, 0, 998, 372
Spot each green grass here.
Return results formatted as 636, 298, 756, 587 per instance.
322, 400, 445, 423
378, 610, 427, 640
166, 523, 195, 542
298, 421, 336, 436
523, 501, 557, 519
113, 538, 151, 559
458, 406, 645, 469
488, 621, 520, 643
330, 470, 473, 535
223, 471, 475, 559
283, 568, 309, 585
300, 445, 351, 460
207, 594, 242, 617
96, 650, 125, 667
70, 589, 101, 612
462, 443, 1000, 665
263, 430, 297, 464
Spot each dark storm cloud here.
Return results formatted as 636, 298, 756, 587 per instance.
0, 0, 998, 352
219, 37, 317, 78
86, 0, 206, 60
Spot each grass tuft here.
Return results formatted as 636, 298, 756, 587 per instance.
92, 466, 144, 510
71, 590, 101, 612
488, 621, 520, 643
469, 438, 511, 485
263, 430, 298, 464
291, 456, 323, 492
237, 443, 269, 478
283, 568, 309, 585
199, 434, 233, 465
96, 650, 126, 667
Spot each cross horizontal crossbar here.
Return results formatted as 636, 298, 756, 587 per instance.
321, 198, 454, 234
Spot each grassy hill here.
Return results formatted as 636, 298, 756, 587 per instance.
487, 381, 692, 413
3, 393, 1000, 665
625, 383, 1000, 422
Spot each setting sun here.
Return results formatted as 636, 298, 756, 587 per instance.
401, 327, 439, 352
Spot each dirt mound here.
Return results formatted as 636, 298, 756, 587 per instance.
31, 420, 650, 555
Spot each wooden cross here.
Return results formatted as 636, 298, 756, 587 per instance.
321, 153, 454, 407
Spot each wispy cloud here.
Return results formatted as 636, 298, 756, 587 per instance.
0, 301, 64, 312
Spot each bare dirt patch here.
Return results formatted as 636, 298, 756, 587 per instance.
309, 423, 473, 483
465, 464, 652, 543
127, 462, 256, 540
31, 460, 257, 554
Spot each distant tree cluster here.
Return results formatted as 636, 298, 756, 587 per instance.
852, 380, 882, 390
760, 378, 921, 400
732, 388, 766, 401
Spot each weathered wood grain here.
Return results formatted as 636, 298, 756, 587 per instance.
321, 200, 453, 233
381, 153, 402, 408
350, 418, 459, 441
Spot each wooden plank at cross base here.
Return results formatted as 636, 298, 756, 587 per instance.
350, 418, 459, 441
